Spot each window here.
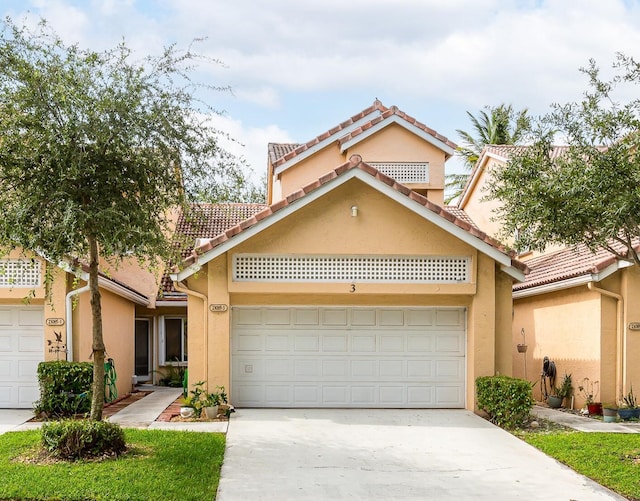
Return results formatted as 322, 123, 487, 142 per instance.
160, 316, 187, 364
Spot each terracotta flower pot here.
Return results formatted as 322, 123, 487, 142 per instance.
587, 402, 603, 416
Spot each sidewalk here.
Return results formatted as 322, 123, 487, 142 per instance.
532, 405, 640, 433
2, 386, 228, 434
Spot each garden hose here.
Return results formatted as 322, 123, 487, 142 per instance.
104, 358, 118, 403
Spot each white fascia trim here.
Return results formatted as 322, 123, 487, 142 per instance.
340, 115, 456, 157
98, 277, 149, 306
172, 168, 516, 282
500, 264, 526, 282
512, 260, 628, 298
274, 111, 381, 176
155, 300, 188, 307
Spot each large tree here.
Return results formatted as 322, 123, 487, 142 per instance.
0, 19, 243, 420
447, 104, 529, 202
488, 54, 640, 264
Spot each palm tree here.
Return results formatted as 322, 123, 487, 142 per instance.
446, 104, 529, 203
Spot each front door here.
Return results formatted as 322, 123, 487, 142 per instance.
134, 318, 151, 382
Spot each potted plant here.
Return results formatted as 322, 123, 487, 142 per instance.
602, 404, 618, 423
618, 386, 640, 420
578, 377, 601, 415
548, 373, 572, 408
203, 386, 228, 420
179, 396, 195, 418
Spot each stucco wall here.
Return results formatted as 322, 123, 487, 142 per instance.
75, 289, 135, 400
184, 178, 511, 410
513, 286, 602, 408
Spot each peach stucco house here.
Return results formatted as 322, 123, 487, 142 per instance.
169, 101, 526, 410
459, 145, 640, 408
1, 101, 527, 411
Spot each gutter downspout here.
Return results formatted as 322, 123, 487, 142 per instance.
65, 284, 90, 362
588, 282, 624, 401
173, 281, 208, 384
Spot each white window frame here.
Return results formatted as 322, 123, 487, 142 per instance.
158, 316, 187, 365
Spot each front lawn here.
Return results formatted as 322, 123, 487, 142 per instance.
522, 431, 640, 500
0, 429, 225, 501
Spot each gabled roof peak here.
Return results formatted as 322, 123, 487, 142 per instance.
269, 100, 457, 170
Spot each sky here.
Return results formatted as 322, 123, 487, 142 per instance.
3, 0, 640, 182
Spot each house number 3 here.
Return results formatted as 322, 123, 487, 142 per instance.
350, 283, 356, 293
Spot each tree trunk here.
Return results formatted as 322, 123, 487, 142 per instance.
88, 235, 105, 421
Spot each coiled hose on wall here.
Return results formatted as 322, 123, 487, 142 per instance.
104, 358, 118, 403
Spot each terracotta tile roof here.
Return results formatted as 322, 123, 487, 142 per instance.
268, 143, 300, 165
270, 100, 458, 168
513, 241, 634, 291
444, 207, 479, 229
160, 203, 267, 296
181, 155, 526, 275
483, 145, 572, 161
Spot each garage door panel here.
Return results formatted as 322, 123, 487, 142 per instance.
264, 334, 290, 351
232, 306, 465, 408
0, 334, 11, 351
322, 360, 347, 377
323, 334, 347, 352
351, 335, 376, 352
0, 306, 43, 408
0, 309, 12, 325
236, 334, 262, 351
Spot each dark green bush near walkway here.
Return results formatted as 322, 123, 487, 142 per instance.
34, 361, 93, 417
41, 419, 126, 460
476, 375, 534, 429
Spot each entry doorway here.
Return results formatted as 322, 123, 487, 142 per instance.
134, 318, 152, 382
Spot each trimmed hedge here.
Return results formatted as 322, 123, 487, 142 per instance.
41, 419, 126, 460
34, 361, 93, 418
476, 375, 534, 429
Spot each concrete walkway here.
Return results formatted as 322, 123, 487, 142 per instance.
217, 409, 625, 501
532, 405, 640, 433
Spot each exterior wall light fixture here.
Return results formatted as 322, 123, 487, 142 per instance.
351, 205, 358, 217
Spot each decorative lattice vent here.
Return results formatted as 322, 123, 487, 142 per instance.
0, 259, 42, 288
369, 162, 429, 183
233, 255, 469, 283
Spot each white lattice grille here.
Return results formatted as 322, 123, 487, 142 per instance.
233, 255, 469, 283
369, 162, 429, 183
0, 259, 42, 287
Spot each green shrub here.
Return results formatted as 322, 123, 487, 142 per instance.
41, 419, 126, 460
476, 375, 534, 429
34, 361, 93, 418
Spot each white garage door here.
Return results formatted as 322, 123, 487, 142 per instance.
232, 306, 466, 408
0, 306, 44, 408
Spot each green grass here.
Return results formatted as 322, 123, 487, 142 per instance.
522, 431, 640, 500
0, 428, 225, 501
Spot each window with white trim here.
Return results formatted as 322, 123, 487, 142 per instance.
0, 258, 42, 288
159, 316, 187, 364
233, 254, 470, 283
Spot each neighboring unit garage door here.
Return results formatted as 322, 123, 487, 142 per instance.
0, 306, 44, 408
231, 306, 466, 408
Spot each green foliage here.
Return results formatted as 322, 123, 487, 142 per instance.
41, 419, 126, 460
523, 432, 640, 500
0, 18, 253, 420
0, 429, 225, 501
553, 372, 573, 399
157, 362, 186, 388
181, 382, 228, 416
447, 104, 529, 202
34, 361, 93, 417
476, 375, 534, 429
488, 53, 640, 261
621, 385, 638, 409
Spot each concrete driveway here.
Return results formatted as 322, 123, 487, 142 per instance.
0, 409, 33, 435
217, 409, 624, 501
